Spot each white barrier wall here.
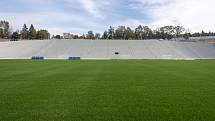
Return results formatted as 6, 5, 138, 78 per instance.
0, 39, 215, 59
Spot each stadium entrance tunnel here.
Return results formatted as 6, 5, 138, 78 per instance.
115, 52, 120, 55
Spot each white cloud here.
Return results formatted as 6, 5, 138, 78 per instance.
130, 0, 172, 10
2, 0, 215, 35
79, 0, 101, 18
0, 0, 111, 35
131, 0, 215, 32
65, 0, 103, 18
0, 11, 103, 35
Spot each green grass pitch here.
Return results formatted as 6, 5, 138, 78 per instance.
0, 60, 215, 121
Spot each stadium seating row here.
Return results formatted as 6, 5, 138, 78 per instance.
32, 56, 81, 60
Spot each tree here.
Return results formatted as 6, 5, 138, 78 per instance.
174, 26, 185, 38
0, 20, 10, 38
142, 26, 153, 39
135, 25, 143, 40
115, 26, 126, 39
192, 32, 201, 37
55, 35, 61, 39
183, 33, 190, 40
102, 31, 108, 39
125, 27, 135, 40
0, 28, 4, 38
21, 24, 28, 39
10, 32, 20, 41
160, 26, 175, 40
86, 30, 95, 39
95, 33, 101, 40
153, 28, 162, 39
135, 25, 153, 40
73, 35, 79, 39
36, 30, 50, 40
201, 30, 208, 36
79, 34, 86, 39
28, 24, 37, 40
108, 26, 114, 39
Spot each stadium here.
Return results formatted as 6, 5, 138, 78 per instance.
1, 0, 215, 120
0, 39, 215, 121
1, 39, 215, 60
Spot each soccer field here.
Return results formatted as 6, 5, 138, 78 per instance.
0, 60, 215, 121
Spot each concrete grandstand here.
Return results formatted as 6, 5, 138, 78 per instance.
0, 39, 215, 60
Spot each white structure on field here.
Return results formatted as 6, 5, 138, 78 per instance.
0, 39, 215, 60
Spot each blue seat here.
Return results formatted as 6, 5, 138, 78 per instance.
32, 56, 45, 60
68, 56, 81, 60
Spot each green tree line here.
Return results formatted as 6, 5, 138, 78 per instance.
2, 20, 215, 40
60, 25, 215, 40
20, 24, 50, 40
97, 25, 192, 40
0, 20, 50, 40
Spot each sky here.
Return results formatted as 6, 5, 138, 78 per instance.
1, 0, 215, 35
